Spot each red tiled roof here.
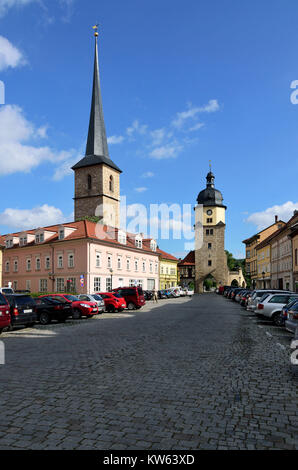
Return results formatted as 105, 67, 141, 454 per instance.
156, 248, 179, 262
178, 250, 195, 266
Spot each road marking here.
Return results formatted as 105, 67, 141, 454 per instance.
266, 331, 273, 338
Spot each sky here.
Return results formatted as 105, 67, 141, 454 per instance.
0, 0, 298, 259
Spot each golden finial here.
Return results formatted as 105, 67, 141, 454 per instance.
92, 24, 99, 37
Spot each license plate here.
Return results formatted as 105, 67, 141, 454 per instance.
24, 309, 32, 313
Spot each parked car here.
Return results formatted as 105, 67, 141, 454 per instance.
0, 287, 14, 295
39, 294, 98, 319
78, 294, 105, 314
112, 287, 145, 310
97, 292, 126, 313
0, 292, 11, 334
247, 290, 289, 311
35, 297, 72, 325
230, 288, 244, 301
158, 290, 168, 299
5, 294, 37, 329
281, 299, 298, 327
285, 302, 298, 334
143, 290, 153, 301
235, 289, 247, 302
255, 293, 298, 325
240, 291, 251, 307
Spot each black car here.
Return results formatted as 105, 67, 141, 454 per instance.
5, 294, 38, 329
35, 297, 72, 325
144, 290, 153, 301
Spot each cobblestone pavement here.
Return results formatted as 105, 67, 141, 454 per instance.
0, 294, 297, 450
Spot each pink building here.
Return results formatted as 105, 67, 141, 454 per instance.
1, 222, 159, 294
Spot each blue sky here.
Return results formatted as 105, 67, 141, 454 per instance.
0, 0, 298, 258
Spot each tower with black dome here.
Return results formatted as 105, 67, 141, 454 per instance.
194, 168, 228, 293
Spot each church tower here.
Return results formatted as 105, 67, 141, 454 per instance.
194, 168, 228, 293
72, 28, 122, 227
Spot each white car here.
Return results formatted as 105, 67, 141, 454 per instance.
78, 294, 105, 313
0, 287, 14, 295
254, 292, 298, 325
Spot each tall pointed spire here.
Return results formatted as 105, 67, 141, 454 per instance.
72, 26, 121, 173
85, 32, 109, 158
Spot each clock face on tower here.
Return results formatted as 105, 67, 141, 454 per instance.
207, 209, 213, 216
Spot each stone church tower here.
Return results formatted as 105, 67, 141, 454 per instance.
194, 169, 228, 293
72, 30, 122, 228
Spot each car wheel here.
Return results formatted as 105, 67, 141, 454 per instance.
73, 309, 82, 320
272, 311, 283, 327
127, 302, 136, 310
39, 312, 51, 325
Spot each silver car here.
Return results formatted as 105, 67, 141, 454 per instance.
254, 293, 298, 325
285, 302, 298, 334
247, 290, 288, 311
78, 294, 105, 314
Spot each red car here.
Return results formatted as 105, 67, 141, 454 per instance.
0, 292, 11, 334
113, 287, 145, 310
39, 294, 98, 319
97, 292, 126, 313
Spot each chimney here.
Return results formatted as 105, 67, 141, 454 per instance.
275, 215, 278, 223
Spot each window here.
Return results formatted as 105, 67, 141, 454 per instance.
150, 240, 157, 252
155, 264, 158, 274
206, 229, 209, 235
40, 233, 44, 243
137, 280, 143, 288
66, 278, 76, 292
87, 174, 92, 190
170, 268, 175, 275
109, 175, 114, 192
96, 253, 101, 268
208, 243, 212, 249
135, 237, 142, 249
129, 279, 136, 287
150, 262, 153, 273
68, 254, 74, 268
295, 249, 298, 266
58, 229, 64, 240
39, 279, 48, 293
56, 278, 65, 293
58, 255, 63, 269
161, 266, 164, 274
135, 260, 138, 271
94, 277, 101, 292
208, 260, 212, 266
26, 259, 31, 271
26, 280, 31, 292
207, 218, 213, 223
13, 260, 18, 272
45, 257, 51, 270
106, 277, 112, 291
127, 259, 130, 270
142, 261, 146, 272
118, 231, 126, 244
107, 255, 112, 269
36, 258, 41, 270
36, 234, 40, 243
5, 261, 9, 273
13, 281, 18, 291
117, 257, 122, 269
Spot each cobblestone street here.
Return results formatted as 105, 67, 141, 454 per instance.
0, 294, 297, 450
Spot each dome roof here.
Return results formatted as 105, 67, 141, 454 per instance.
197, 170, 226, 208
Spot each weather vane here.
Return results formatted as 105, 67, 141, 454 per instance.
92, 23, 99, 38
209, 160, 212, 171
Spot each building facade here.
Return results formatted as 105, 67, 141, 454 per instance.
194, 170, 228, 293
243, 217, 285, 289
256, 239, 272, 289
178, 251, 195, 288
289, 223, 298, 293
1, 222, 159, 294
158, 249, 179, 289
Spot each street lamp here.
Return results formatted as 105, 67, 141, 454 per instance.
110, 268, 113, 291
262, 271, 266, 289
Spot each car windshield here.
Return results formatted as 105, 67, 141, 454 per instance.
259, 293, 270, 302
64, 295, 79, 301
0, 293, 8, 306
287, 299, 298, 309
15, 295, 36, 306
112, 293, 122, 298
92, 295, 102, 301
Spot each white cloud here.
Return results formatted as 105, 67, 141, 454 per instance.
0, 105, 78, 176
0, 36, 26, 71
150, 128, 166, 146
126, 120, 148, 138
246, 201, 298, 230
0, 204, 67, 230
107, 135, 124, 145
172, 100, 220, 128
0, 0, 36, 17
150, 143, 183, 159
188, 122, 205, 132
142, 171, 154, 178
134, 187, 148, 193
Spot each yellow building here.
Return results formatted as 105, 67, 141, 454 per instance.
242, 217, 285, 289
256, 238, 272, 289
157, 249, 179, 289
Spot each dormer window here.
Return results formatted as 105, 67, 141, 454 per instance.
150, 240, 157, 252
118, 231, 127, 245
135, 236, 143, 249
36, 234, 40, 243
58, 229, 65, 240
